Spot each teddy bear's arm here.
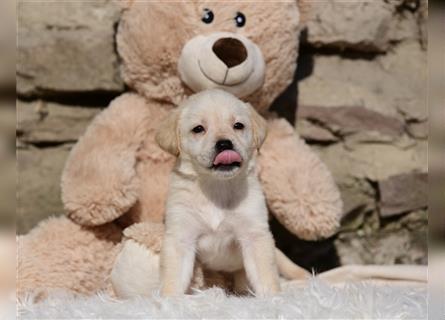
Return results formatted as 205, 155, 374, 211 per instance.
258, 118, 343, 241
61, 93, 152, 226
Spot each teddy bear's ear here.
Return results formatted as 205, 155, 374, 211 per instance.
247, 103, 268, 150
156, 109, 181, 156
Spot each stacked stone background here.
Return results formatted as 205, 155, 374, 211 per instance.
17, 0, 428, 266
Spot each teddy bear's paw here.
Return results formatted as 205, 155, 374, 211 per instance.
122, 222, 165, 253
65, 201, 134, 227
64, 182, 140, 227
111, 239, 161, 298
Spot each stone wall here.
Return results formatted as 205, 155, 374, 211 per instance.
17, 0, 427, 266
295, 0, 428, 266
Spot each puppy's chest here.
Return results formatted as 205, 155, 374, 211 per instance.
195, 204, 239, 243
192, 188, 252, 234
195, 205, 243, 271
197, 204, 233, 232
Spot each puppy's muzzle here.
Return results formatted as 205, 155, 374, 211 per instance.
212, 139, 242, 171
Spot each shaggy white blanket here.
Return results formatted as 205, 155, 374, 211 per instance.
18, 279, 426, 319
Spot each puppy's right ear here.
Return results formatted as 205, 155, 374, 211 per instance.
156, 109, 181, 156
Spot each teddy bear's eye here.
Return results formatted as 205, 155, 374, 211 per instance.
234, 12, 246, 27
192, 125, 205, 134
201, 8, 214, 24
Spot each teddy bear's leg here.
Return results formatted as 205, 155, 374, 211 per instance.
111, 223, 216, 298
258, 118, 343, 241
61, 93, 159, 227
17, 216, 122, 300
111, 239, 161, 298
317, 264, 427, 284
111, 222, 164, 298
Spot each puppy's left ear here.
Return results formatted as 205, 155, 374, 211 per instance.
247, 103, 268, 149
156, 109, 181, 156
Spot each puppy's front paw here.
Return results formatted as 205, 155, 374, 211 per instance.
255, 288, 280, 298
160, 282, 181, 297
255, 281, 281, 298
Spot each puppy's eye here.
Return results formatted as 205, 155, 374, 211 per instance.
234, 12, 246, 27
192, 125, 205, 134
202, 8, 214, 24
233, 122, 245, 130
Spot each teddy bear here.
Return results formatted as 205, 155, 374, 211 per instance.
17, 0, 342, 299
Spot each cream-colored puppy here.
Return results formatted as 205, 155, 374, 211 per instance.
156, 89, 279, 297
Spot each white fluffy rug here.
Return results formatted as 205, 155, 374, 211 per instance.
18, 279, 426, 319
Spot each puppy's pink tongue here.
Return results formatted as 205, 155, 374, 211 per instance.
213, 150, 242, 165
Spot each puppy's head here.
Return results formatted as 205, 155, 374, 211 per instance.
156, 89, 267, 179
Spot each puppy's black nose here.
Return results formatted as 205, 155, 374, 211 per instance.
212, 38, 248, 68
215, 139, 233, 152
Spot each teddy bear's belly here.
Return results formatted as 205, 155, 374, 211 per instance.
196, 231, 243, 272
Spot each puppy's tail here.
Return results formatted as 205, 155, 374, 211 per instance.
275, 248, 309, 280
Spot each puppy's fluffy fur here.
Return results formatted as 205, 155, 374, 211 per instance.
156, 90, 280, 296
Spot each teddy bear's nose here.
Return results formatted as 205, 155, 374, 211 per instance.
212, 37, 248, 68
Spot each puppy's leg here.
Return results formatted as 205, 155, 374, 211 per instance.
233, 269, 250, 295
275, 248, 310, 280
160, 235, 196, 296
239, 233, 280, 296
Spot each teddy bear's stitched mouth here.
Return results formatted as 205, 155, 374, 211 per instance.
198, 60, 253, 87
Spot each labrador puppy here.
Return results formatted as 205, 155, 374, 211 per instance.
156, 89, 280, 297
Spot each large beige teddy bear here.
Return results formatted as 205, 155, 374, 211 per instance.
18, 0, 342, 298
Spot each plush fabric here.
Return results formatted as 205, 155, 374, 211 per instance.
17, 216, 123, 299
18, 279, 427, 319
117, 1, 304, 113
258, 119, 343, 239
17, 0, 343, 298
